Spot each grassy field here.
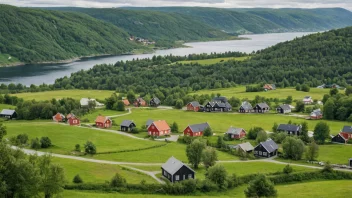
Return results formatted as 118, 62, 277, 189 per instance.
192, 86, 330, 100
176, 56, 249, 65
113, 108, 348, 134
52, 158, 156, 184
12, 90, 115, 101
0, 104, 16, 110
63, 180, 352, 198
0, 53, 21, 66
80, 109, 128, 122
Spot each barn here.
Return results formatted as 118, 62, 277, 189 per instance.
53, 113, 65, 122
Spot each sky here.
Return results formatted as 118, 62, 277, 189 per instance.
2, 0, 352, 10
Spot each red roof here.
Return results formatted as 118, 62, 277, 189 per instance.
340, 133, 349, 140
150, 120, 170, 131
122, 99, 130, 106
95, 116, 110, 123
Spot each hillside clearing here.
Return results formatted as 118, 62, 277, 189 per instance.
176, 56, 249, 65
12, 90, 114, 101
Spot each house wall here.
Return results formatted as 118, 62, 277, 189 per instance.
183, 126, 203, 137
228, 130, 246, 139
340, 132, 352, 139
332, 134, 346, 144
96, 120, 112, 128
173, 166, 195, 182
69, 118, 80, 126
148, 123, 170, 136
186, 104, 199, 112
161, 168, 173, 182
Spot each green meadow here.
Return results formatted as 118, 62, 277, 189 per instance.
12, 89, 114, 101
176, 56, 249, 65
0, 104, 16, 110
80, 109, 128, 122
191, 87, 330, 100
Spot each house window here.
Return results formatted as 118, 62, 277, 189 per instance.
164, 171, 167, 176
175, 175, 179, 181
183, 175, 186, 180
188, 174, 192, 179
263, 152, 267, 156
259, 151, 262, 155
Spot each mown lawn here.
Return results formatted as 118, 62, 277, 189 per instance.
191, 86, 330, 100
11, 90, 115, 101
51, 158, 156, 184
0, 104, 16, 110
63, 180, 352, 198
80, 109, 128, 123
176, 56, 249, 65
317, 144, 352, 164
112, 108, 348, 134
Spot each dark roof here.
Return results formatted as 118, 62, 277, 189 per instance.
226, 127, 245, 135
277, 104, 291, 111
161, 156, 195, 175
310, 109, 322, 116
342, 126, 352, 133
304, 96, 311, 99
0, 109, 16, 115
189, 101, 200, 107
256, 103, 269, 109
277, 124, 301, 132
225, 102, 232, 109
189, 122, 210, 133
259, 139, 278, 153
240, 101, 253, 110
146, 119, 154, 126
151, 97, 161, 104
120, 120, 135, 127
213, 96, 228, 103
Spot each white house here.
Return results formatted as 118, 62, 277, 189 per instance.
302, 96, 313, 105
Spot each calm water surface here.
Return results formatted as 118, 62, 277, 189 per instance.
0, 32, 313, 85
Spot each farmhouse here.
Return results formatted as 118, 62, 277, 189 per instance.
150, 97, 161, 107
276, 104, 291, 114
254, 139, 278, 158
67, 114, 80, 126
303, 96, 313, 105
186, 101, 201, 112
340, 126, 352, 140
146, 119, 154, 128
253, 103, 270, 113
204, 97, 232, 112
80, 98, 104, 108
161, 156, 195, 183
239, 101, 253, 113
263, 84, 276, 90
331, 133, 348, 144
225, 127, 246, 140
122, 99, 130, 106
183, 122, 210, 137
0, 109, 17, 119
310, 109, 323, 120
133, 97, 147, 107
120, 120, 136, 132
52, 113, 65, 122
95, 116, 112, 128
148, 120, 171, 136
237, 142, 254, 153
277, 124, 302, 135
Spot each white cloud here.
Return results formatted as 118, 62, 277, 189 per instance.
1, 0, 352, 10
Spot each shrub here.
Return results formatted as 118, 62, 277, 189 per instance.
110, 173, 127, 188
283, 164, 293, 174
84, 141, 97, 154
206, 164, 228, 189
203, 127, 213, 137
245, 174, 277, 198
30, 138, 41, 149
73, 174, 83, 183
75, 144, 81, 152
16, 133, 29, 145
40, 137, 52, 148
81, 118, 90, 123
198, 179, 218, 192
131, 127, 139, 134
322, 161, 333, 173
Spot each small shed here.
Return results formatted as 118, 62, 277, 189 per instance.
253, 103, 270, 113
95, 116, 112, 128
239, 101, 253, 113
120, 120, 136, 132
150, 97, 161, 107
331, 133, 347, 144
0, 109, 17, 119
237, 142, 254, 153
161, 156, 195, 183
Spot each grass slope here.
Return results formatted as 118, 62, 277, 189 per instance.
80, 109, 128, 123
0, 53, 21, 66
176, 57, 249, 65
12, 90, 114, 101
0, 104, 16, 110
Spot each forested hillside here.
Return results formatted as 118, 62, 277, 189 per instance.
124, 7, 352, 34
53, 27, 352, 96
43, 7, 234, 47
0, 5, 139, 65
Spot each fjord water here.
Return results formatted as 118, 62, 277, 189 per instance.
0, 32, 312, 85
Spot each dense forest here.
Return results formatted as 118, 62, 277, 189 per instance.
44, 7, 233, 47
0, 4, 139, 65
124, 7, 352, 34
52, 27, 352, 97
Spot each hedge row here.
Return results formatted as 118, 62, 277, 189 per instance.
96, 144, 167, 154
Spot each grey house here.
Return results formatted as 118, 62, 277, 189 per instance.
276, 104, 291, 114
0, 109, 17, 119
277, 124, 302, 135
120, 120, 136, 132
239, 101, 253, 113
254, 139, 278, 158
161, 156, 195, 183
253, 103, 270, 113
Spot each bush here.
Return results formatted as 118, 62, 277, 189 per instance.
84, 141, 97, 154
245, 174, 277, 198
40, 137, 52, 148
322, 161, 333, 173
247, 127, 265, 140
81, 118, 90, 123
198, 179, 218, 192
16, 133, 29, 145
31, 138, 41, 149
131, 127, 139, 134
75, 144, 81, 152
283, 164, 293, 174
110, 173, 127, 188
206, 164, 228, 189
203, 127, 212, 137
73, 174, 83, 183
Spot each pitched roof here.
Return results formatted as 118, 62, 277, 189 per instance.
188, 122, 210, 133
277, 104, 291, 111
338, 133, 348, 140
161, 156, 194, 175
277, 124, 301, 132
240, 101, 253, 110
188, 101, 201, 107
256, 103, 269, 109
0, 109, 16, 115
213, 96, 228, 103
120, 120, 135, 127
67, 113, 78, 119
341, 126, 352, 133
151, 97, 161, 104
136, 97, 145, 103
310, 109, 322, 116
146, 119, 154, 126
150, 120, 170, 131
259, 139, 278, 153
238, 142, 254, 152
122, 99, 130, 106
95, 116, 111, 123
226, 127, 245, 135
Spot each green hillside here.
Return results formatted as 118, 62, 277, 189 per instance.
43, 7, 234, 46
0, 4, 140, 65
124, 7, 352, 34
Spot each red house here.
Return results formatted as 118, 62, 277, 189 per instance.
122, 99, 130, 106
183, 122, 210, 137
67, 114, 80, 126
225, 127, 246, 140
310, 109, 323, 120
52, 113, 65, 122
95, 116, 112, 128
148, 120, 171, 136
186, 101, 201, 112
133, 98, 147, 107
340, 126, 352, 140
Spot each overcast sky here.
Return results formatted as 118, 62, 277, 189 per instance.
2, 0, 352, 10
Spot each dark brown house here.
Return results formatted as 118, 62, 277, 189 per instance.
161, 156, 195, 183
150, 97, 161, 107
254, 139, 278, 158
253, 103, 270, 113
120, 120, 136, 132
